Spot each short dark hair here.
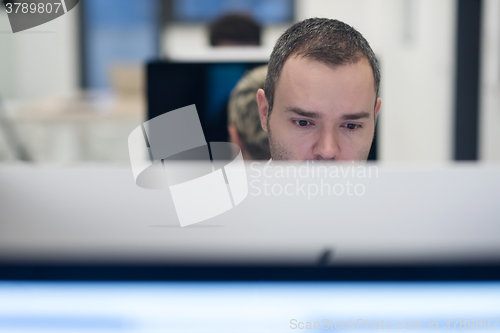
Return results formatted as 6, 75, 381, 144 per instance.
209, 13, 261, 46
264, 18, 380, 113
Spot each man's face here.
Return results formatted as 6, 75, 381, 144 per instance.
257, 56, 381, 161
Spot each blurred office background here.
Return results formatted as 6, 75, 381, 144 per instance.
0, 0, 499, 163
1, 3, 500, 331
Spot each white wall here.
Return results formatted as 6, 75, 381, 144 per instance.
296, 0, 457, 162
0, 5, 79, 100
479, 0, 500, 162
162, 23, 289, 61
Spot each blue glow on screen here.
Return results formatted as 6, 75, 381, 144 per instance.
0, 315, 128, 330
174, 0, 294, 24
0, 282, 498, 332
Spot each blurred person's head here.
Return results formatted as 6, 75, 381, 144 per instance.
256, 18, 381, 161
209, 13, 261, 46
228, 65, 270, 160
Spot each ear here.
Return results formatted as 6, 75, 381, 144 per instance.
228, 124, 242, 148
374, 97, 382, 122
256, 89, 270, 132
228, 124, 250, 160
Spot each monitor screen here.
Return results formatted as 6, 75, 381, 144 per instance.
0, 281, 498, 332
147, 61, 267, 143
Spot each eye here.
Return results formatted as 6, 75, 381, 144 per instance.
294, 119, 311, 127
344, 123, 362, 131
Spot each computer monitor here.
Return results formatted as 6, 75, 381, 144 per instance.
0, 162, 499, 331
1, 270, 499, 332
147, 61, 267, 144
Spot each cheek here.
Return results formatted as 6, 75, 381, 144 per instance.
269, 117, 311, 154
339, 128, 374, 156
270, 114, 293, 139
278, 121, 313, 146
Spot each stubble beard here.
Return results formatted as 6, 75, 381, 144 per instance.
267, 116, 292, 161
356, 145, 371, 162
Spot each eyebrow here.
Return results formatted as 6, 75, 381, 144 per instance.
285, 107, 321, 119
286, 108, 371, 121
341, 112, 371, 121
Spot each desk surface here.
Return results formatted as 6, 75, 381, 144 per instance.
6, 92, 144, 122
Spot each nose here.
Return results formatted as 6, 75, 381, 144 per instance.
313, 128, 340, 160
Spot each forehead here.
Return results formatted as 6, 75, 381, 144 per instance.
274, 56, 376, 114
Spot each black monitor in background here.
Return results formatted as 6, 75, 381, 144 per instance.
147, 61, 267, 144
